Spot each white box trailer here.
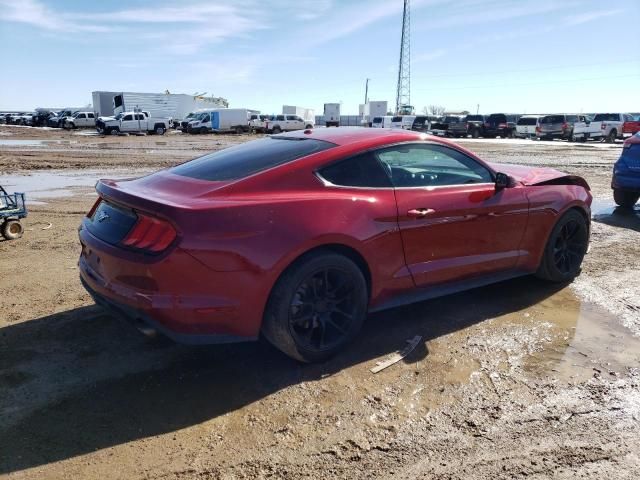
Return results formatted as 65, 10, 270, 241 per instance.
324, 103, 340, 127
92, 91, 228, 121
363, 101, 388, 127
211, 108, 256, 133
282, 105, 315, 123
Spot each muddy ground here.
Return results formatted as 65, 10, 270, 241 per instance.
0, 125, 639, 479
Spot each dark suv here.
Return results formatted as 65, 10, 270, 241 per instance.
448, 114, 486, 138
484, 113, 519, 138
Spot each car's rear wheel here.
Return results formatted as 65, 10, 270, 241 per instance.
109, 127, 119, 135
607, 129, 617, 143
471, 128, 479, 138
613, 189, 639, 208
1, 220, 24, 240
155, 125, 166, 135
262, 252, 368, 362
536, 210, 588, 283
272, 126, 282, 134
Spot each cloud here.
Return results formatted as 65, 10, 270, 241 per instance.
414, 49, 447, 63
564, 9, 624, 26
0, 0, 111, 32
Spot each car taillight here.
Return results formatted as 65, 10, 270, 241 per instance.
86, 198, 101, 218
498, 123, 507, 128
484, 122, 490, 127
536, 126, 541, 133
561, 122, 568, 129
121, 212, 176, 253
601, 123, 606, 130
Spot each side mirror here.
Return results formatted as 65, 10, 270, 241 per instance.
495, 172, 512, 190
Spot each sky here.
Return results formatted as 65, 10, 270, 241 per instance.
0, 0, 639, 115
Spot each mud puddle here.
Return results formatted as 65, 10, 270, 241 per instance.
591, 197, 640, 231
0, 168, 152, 200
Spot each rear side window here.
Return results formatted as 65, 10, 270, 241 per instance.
372, 117, 382, 123
319, 152, 392, 188
171, 137, 336, 181
488, 114, 506, 123
392, 116, 402, 122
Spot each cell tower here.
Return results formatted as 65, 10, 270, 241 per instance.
395, 0, 411, 114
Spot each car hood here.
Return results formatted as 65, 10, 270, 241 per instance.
487, 162, 588, 187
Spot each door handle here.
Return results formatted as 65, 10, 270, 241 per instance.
407, 208, 435, 217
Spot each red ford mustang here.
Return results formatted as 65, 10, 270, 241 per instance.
79, 128, 591, 361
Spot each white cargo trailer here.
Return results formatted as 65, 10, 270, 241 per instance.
92, 91, 228, 122
282, 105, 315, 123
363, 101, 388, 127
211, 108, 255, 133
324, 103, 340, 127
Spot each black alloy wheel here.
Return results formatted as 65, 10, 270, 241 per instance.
288, 267, 358, 352
536, 210, 588, 282
262, 252, 368, 362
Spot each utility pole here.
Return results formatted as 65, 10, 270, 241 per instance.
395, 0, 411, 114
364, 78, 370, 105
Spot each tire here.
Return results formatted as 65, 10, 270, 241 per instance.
471, 128, 479, 139
607, 129, 617, 143
155, 125, 166, 135
262, 251, 368, 363
1, 220, 24, 240
109, 127, 119, 135
613, 189, 639, 208
567, 130, 574, 142
305, 124, 313, 130
235, 126, 243, 134
272, 126, 282, 134
199, 127, 207, 134
535, 209, 588, 283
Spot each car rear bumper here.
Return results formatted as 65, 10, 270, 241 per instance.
78, 227, 261, 344
612, 171, 640, 192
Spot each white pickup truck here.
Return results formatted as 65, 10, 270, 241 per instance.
589, 113, 634, 143
96, 111, 170, 135
266, 114, 313, 134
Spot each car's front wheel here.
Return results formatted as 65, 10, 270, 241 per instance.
613, 189, 639, 208
536, 209, 588, 283
262, 251, 368, 362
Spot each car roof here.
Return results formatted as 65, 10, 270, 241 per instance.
277, 127, 459, 148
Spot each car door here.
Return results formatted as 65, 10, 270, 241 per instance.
120, 114, 135, 131
375, 143, 529, 287
87, 112, 95, 127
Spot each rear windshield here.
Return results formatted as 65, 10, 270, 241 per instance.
517, 117, 538, 126
592, 113, 619, 121
372, 117, 382, 123
540, 115, 564, 124
171, 137, 335, 181
465, 115, 483, 121
488, 114, 506, 122
391, 116, 402, 122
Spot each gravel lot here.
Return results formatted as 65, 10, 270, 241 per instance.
1, 125, 639, 479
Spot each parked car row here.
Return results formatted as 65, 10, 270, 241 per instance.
172, 109, 315, 135
367, 112, 638, 143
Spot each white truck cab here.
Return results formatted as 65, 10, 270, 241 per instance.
64, 111, 96, 129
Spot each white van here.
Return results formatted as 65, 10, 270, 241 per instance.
391, 115, 416, 130
516, 115, 541, 138
373, 115, 393, 128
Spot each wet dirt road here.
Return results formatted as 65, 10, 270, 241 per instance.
1, 126, 639, 479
